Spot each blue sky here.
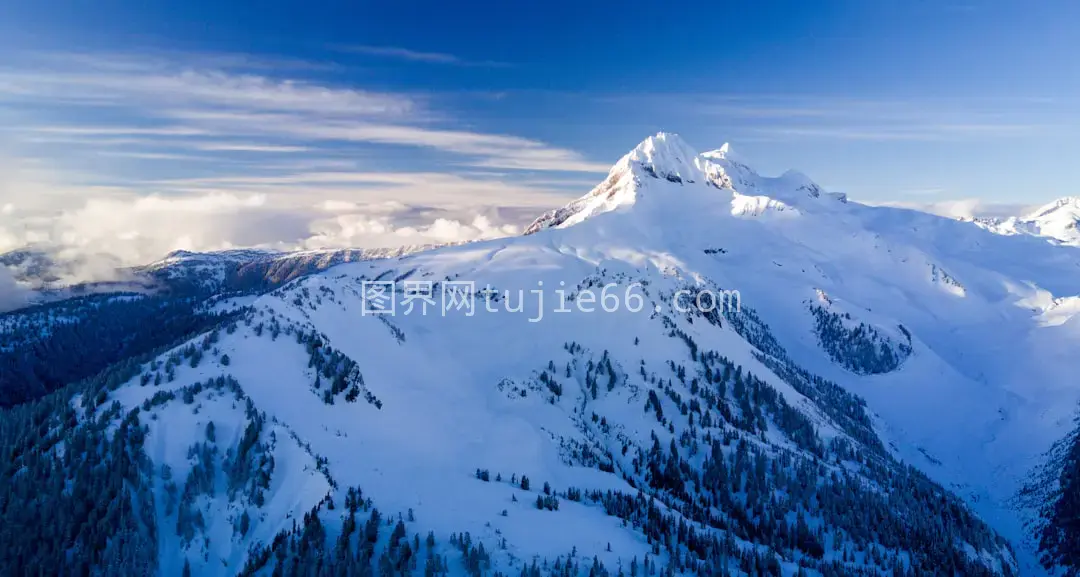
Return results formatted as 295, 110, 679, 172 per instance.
0, 0, 1077, 262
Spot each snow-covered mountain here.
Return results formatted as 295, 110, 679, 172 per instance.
4, 132, 1080, 576
0, 245, 447, 406
0, 245, 447, 307
524, 135, 818, 234
969, 196, 1080, 246
141, 246, 448, 293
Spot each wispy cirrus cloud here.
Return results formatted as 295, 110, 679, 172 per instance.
27, 125, 213, 136
741, 123, 1041, 142
869, 199, 1036, 220
192, 143, 311, 153
0, 51, 601, 172
593, 93, 1060, 143
0, 65, 417, 117
160, 110, 612, 172
337, 45, 512, 68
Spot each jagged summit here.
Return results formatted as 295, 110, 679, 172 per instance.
157, 248, 281, 264
524, 133, 832, 234
524, 133, 739, 234
622, 132, 703, 183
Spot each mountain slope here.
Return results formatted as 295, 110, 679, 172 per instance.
0, 246, 441, 406
1, 248, 1018, 576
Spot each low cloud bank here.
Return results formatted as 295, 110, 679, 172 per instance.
0, 190, 531, 287
0, 266, 29, 312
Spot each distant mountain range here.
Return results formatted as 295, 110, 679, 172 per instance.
1, 244, 449, 304
966, 196, 1080, 245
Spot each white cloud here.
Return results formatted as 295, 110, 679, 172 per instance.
28, 125, 212, 136
869, 199, 1035, 220
40, 192, 295, 264
161, 110, 610, 172
599, 94, 1057, 144
0, 50, 605, 173
338, 45, 511, 68
193, 143, 310, 153
148, 170, 578, 212
0, 158, 572, 273
304, 213, 518, 249
0, 266, 30, 312
94, 150, 214, 161
2, 190, 527, 269
318, 200, 361, 212
745, 124, 1037, 142
0, 64, 416, 117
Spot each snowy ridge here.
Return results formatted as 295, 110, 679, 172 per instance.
526, 133, 839, 235
1025, 196, 1080, 222
524, 133, 735, 233
971, 196, 1080, 245
0, 245, 448, 305
139, 246, 448, 291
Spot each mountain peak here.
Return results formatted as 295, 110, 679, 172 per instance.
634, 131, 693, 150
523, 133, 711, 234
624, 132, 701, 182
524, 132, 835, 234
